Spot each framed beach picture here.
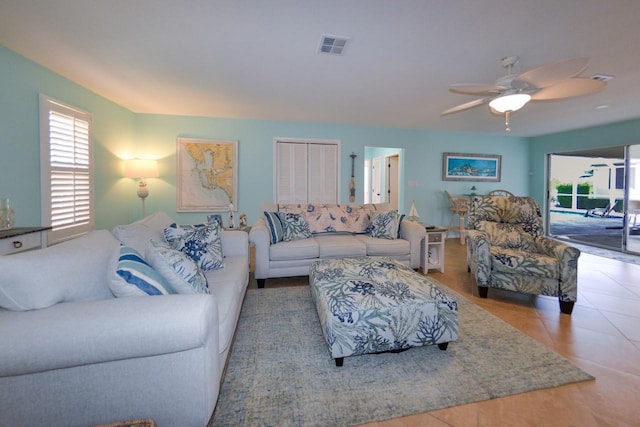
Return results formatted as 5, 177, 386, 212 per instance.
176, 138, 238, 211
442, 152, 501, 182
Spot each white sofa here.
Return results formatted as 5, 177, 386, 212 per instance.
250, 202, 426, 288
0, 212, 249, 427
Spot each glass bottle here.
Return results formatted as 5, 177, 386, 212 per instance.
0, 198, 15, 230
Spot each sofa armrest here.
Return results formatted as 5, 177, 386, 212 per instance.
249, 218, 271, 279
534, 237, 580, 301
220, 229, 249, 258
399, 220, 426, 269
466, 229, 491, 286
0, 294, 219, 377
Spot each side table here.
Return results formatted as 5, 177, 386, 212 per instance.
0, 226, 51, 256
420, 227, 446, 274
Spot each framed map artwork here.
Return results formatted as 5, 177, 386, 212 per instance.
176, 138, 238, 212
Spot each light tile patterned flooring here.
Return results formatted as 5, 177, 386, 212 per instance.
250, 240, 640, 426
363, 240, 640, 427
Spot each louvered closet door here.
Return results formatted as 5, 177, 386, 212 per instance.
275, 141, 338, 204
276, 142, 308, 203
308, 144, 337, 203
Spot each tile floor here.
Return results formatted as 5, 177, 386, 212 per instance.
359, 239, 640, 427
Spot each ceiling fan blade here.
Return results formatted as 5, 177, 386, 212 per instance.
449, 84, 507, 96
441, 97, 494, 116
512, 57, 590, 90
531, 78, 606, 100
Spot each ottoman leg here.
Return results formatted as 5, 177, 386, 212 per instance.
257, 279, 265, 289
437, 342, 449, 351
335, 358, 344, 367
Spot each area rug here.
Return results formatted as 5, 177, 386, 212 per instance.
211, 284, 594, 426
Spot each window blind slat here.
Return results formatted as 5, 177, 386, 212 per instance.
42, 96, 94, 243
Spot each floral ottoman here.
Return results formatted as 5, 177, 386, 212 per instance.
309, 257, 458, 366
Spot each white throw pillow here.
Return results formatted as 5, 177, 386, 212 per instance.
0, 230, 119, 311
111, 211, 175, 254
146, 241, 209, 294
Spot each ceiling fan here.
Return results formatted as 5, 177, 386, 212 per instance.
441, 55, 608, 131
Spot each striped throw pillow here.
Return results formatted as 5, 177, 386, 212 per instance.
113, 246, 176, 296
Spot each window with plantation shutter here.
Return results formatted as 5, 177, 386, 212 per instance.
40, 95, 94, 244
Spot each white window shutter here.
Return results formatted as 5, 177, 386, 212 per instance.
40, 95, 94, 244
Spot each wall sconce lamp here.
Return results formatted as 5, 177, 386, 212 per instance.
123, 158, 160, 217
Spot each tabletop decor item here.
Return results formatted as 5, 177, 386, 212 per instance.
0, 198, 15, 230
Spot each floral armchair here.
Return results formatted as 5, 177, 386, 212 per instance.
465, 196, 580, 314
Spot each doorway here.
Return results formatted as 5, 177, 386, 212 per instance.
364, 147, 403, 211
547, 145, 640, 255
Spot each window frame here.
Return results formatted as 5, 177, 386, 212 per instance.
39, 95, 94, 244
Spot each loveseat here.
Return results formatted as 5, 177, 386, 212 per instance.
250, 202, 426, 288
0, 211, 249, 427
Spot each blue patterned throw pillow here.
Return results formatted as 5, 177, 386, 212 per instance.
163, 222, 224, 271
279, 212, 312, 242
147, 241, 209, 294
114, 246, 176, 296
369, 210, 401, 240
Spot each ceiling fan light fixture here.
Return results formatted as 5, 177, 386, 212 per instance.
489, 93, 532, 113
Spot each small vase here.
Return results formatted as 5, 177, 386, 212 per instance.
0, 198, 15, 230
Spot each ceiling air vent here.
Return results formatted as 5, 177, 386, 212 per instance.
318, 35, 349, 55
590, 74, 614, 82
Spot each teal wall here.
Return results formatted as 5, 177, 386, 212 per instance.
529, 119, 640, 210
0, 46, 137, 229
1, 45, 533, 230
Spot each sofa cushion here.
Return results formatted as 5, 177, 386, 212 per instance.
369, 210, 402, 239
163, 222, 224, 271
354, 234, 410, 256
269, 237, 319, 261
205, 255, 249, 358
314, 234, 367, 258
279, 203, 377, 234
111, 211, 174, 254
111, 245, 177, 297
146, 241, 209, 294
0, 230, 118, 311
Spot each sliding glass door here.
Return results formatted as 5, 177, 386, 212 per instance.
547, 144, 640, 255
625, 144, 640, 254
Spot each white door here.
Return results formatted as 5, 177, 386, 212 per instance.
386, 154, 399, 210
372, 157, 382, 203
275, 140, 339, 204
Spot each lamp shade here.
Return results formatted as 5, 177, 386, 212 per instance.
123, 159, 159, 179
489, 93, 531, 113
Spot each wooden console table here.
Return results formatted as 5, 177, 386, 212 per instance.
0, 226, 50, 255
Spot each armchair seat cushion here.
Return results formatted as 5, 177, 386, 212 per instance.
490, 245, 560, 279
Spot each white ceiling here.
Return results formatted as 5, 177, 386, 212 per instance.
2, 0, 640, 137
